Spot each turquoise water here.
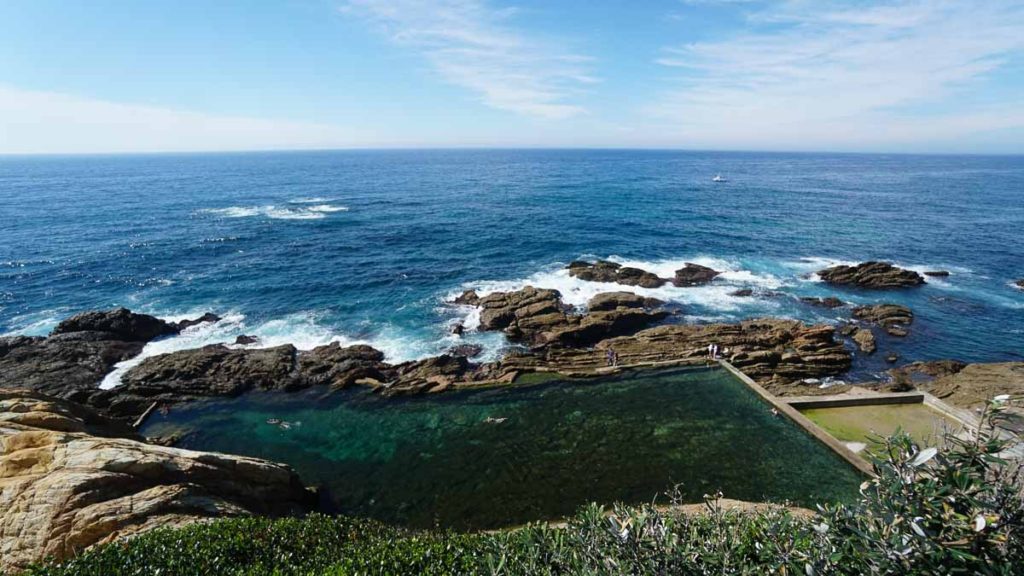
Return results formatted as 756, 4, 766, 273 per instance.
141, 366, 863, 529
2, 151, 1023, 384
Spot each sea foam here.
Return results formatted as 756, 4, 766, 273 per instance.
199, 204, 348, 220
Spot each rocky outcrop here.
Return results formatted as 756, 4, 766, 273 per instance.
818, 262, 925, 289
501, 318, 851, 391
730, 289, 753, 297
0, 309, 214, 402
297, 343, 386, 389
448, 344, 483, 358
0, 388, 314, 573
1015, 279, 1024, 290
51, 308, 178, 342
468, 287, 669, 347
852, 328, 877, 354
567, 261, 665, 288
800, 296, 845, 309
672, 263, 720, 287
174, 312, 221, 331
852, 304, 913, 336
587, 291, 664, 312
914, 362, 1024, 409
923, 270, 949, 277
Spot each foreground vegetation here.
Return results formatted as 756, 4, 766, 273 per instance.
23, 403, 1022, 575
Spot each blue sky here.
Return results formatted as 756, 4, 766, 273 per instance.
1, 0, 1023, 154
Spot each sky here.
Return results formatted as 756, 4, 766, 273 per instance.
1, 0, 1023, 154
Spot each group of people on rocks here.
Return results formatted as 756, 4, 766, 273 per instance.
707, 343, 728, 360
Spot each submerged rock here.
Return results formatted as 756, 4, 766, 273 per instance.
729, 289, 754, 297
567, 260, 665, 288
448, 344, 484, 358
817, 262, 925, 289
587, 291, 664, 311
800, 296, 845, 308
852, 303, 913, 336
672, 263, 720, 287
234, 334, 259, 345
852, 328, 877, 354
1016, 279, 1024, 290
0, 388, 314, 573
923, 270, 950, 277
174, 312, 221, 331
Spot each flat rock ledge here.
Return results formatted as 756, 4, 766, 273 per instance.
818, 262, 925, 289
566, 260, 722, 288
0, 388, 314, 573
852, 303, 913, 336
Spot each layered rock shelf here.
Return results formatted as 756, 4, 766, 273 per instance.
818, 262, 925, 289
0, 388, 314, 572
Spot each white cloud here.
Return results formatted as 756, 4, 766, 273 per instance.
0, 86, 366, 154
652, 0, 1024, 150
342, 0, 594, 119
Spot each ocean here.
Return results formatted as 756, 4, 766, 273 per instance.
2, 150, 1022, 384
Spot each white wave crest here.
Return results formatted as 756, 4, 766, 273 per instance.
451, 256, 784, 314
199, 204, 348, 220
289, 197, 335, 204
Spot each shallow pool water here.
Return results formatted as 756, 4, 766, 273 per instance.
802, 403, 965, 457
142, 366, 863, 529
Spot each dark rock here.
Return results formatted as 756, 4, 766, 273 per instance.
1015, 279, 1024, 290
452, 289, 480, 306
730, 289, 754, 297
800, 296, 845, 308
451, 323, 465, 336
544, 308, 671, 347
175, 312, 221, 331
817, 261, 924, 289
587, 291, 664, 312
837, 323, 857, 337
852, 303, 913, 336
567, 260, 665, 288
852, 328, 876, 354
923, 270, 950, 277
448, 344, 483, 358
96, 344, 303, 418
234, 334, 259, 345
298, 343, 387, 389
53, 307, 177, 342
672, 263, 720, 287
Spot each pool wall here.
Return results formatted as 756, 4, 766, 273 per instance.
717, 360, 876, 476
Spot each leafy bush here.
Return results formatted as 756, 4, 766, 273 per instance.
21, 402, 1022, 576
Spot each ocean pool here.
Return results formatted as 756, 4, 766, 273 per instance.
141, 366, 864, 529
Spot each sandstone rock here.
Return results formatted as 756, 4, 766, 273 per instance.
587, 291, 664, 312
852, 303, 913, 336
672, 263, 720, 287
567, 260, 665, 288
472, 287, 668, 346
800, 296, 845, 308
817, 261, 924, 289
0, 388, 314, 573
914, 362, 1024, 409
852, 328, 877, 354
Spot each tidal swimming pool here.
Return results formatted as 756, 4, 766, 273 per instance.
141, 366, 863, 529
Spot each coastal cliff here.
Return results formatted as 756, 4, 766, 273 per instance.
0, 388, 315, 573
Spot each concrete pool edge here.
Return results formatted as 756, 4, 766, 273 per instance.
717, 360, 876, 477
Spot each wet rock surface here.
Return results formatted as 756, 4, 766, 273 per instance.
566, 260, 665, 288
852, 303, 913, 336
800, 296, 845, 309
0, 309, 211, 402
672, 263, 720, 287
852, 328, 877, 354
0, 388, 314, 573
818, 261, 925, 289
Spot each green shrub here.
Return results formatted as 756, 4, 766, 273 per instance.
21, 402, 1022, 576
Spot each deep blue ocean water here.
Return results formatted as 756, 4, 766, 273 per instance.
2, 150, 1022, 384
